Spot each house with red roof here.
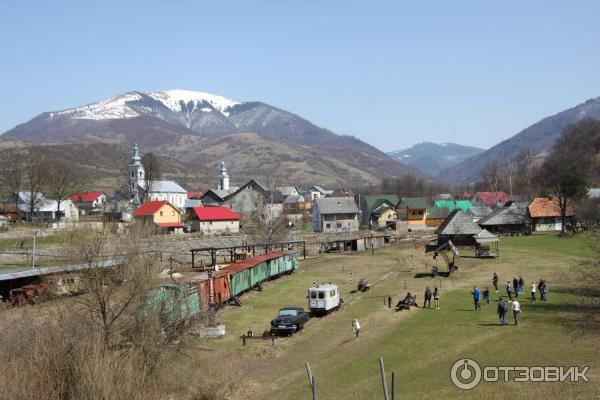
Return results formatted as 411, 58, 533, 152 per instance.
190, 206, 241, 235
133, 200, 182, 233
471, 192, 510, 209
70, 191, 107, 214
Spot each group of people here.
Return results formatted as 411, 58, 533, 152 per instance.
423, 286, 441, 310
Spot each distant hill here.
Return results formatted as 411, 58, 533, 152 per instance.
2, 89, 433, 187
441, 97, 600, 183
388, 142, 484, 177
0, 139, 210, 192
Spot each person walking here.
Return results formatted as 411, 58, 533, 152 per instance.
512, 299, 521, 325
352, 319, 361, 338
531, 281, 537, 302
472, 286, 482, 310
506, 281, 513, 300
541, 280, 548, 301
518, 276, 525, 295
424, 286, 432, 309
433, 287, 440, 310
497, 298, 508, 325
493, 273, 499, 292
483, 287, 490, 304
512, 277, 519, 298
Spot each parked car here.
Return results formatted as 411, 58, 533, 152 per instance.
270, 307, 310, 336
308, 284, 342, 316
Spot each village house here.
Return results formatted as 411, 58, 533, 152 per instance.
200, 189, 229, 206
224, 179, 283, 217
103, 198, 134, 222
189, 206, 241, 235
283, 194, 312, 222
70, 191, 107, 215
528, 197, 575, 232
305, 185, 333, 201
426, 206, 450, 228
35, 199, 79, 222
278, 186, 299, 200
471, 191, 510, 209
467, 205, 493, 222
133, 200, 183, 233
397, 197, 429, 227
0, 203, 18, 223
477, 202, 530, 234
361, 195, 399, 228
312, 197, 360, 233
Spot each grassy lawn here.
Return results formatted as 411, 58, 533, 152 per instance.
168, 234, 599, 399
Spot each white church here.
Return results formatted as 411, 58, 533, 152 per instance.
128, 144, 187, 211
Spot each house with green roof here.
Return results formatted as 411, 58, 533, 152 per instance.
434, 200, 472, 213
361, 194, 400, 227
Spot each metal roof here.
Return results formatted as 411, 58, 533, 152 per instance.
435, 210, 482, 236
314, 197, 360, 214
0, 259, 124, 282
147, 180, 187, 193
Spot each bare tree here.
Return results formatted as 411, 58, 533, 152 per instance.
45, 159, 86, 220
537, 153, 587, 234
72, 228, 157, 349
23, 156, 47, 221
517, 148, 538, 201
0, 153, 25, 223
142, 153, 161, 201
505, 157, 514, 199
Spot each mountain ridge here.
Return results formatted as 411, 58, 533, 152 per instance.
2, 89, 434, 187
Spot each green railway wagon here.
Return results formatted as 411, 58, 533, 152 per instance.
250, 261, 269, 286
230, 268, 252, 297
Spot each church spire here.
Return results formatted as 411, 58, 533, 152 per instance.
217, 161, 230, 191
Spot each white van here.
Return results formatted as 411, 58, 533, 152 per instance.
308, 284, 342, 315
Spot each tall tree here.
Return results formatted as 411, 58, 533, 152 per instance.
0, 153, 25, 222
45, 159, 86, 220
23, 156, 46, 221
516, 148, 538, 201
537, 122, 595, 234
141, 153, 161, 201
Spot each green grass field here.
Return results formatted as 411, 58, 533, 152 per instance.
173, 234, 599, 399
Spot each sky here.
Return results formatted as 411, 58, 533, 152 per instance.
1, 1, 600, 151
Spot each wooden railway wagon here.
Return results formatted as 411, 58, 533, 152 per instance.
193, 251, 299, 309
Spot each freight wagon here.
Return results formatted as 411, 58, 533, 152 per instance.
192, 251, 299, 310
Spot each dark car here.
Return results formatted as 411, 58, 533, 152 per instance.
270, 307, 310, 336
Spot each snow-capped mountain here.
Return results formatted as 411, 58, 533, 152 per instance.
2, 89, 433, 186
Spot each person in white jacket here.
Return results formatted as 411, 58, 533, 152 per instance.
531, 282, 537, 302
512, 299, 521, 325
352, 319, 361, 338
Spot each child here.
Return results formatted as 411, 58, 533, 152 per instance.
433, 287, 440, 310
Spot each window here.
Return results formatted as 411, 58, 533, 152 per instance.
411, 210, 416, 216
318, 292, 325, 299
330, 290, 336, 296
310, 291, 317, 299
326, 223, 331, 229
336, 222, 342, 228
160, 211, 163, 216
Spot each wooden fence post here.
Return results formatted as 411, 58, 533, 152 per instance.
391, 371, 397, 400
379, 357, 389, 400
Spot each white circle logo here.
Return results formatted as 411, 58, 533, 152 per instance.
451, 358, 482, 390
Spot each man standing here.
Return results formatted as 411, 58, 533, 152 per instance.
483, 287, 490, 304
518, 276, 525, 295
472, 286, 482, 310
497, 298, 508, 325
424, 286, 432, 309
492, 273, 499, 292
512, 277, 519, 298
352, 319, 361, 338
506, 281, 513, 300
512, 299, 521, 325
531, 281, 537, 302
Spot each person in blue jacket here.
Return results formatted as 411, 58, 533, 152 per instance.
471, 286, 482, 310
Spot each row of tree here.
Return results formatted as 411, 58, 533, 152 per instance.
0, 153, 86, 221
